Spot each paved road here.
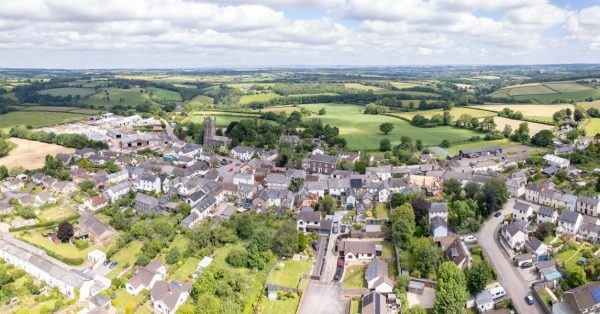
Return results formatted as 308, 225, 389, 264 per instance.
312, 235, 329, 276
478, 198, 543, 314
298, 281, 347, 314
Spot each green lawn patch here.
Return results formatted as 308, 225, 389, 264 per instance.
262, 294, 301, 314
169, 256, 200, 282
447, 139, 520, 154
147, 87, 182, 102
374, 203, 389, 219
112, 289, 148, 312
19, 231, 101, 261
343, 264, 367, 289
38, 205, 74, 222
107, 241, 144, 278
267, 259, 313, 288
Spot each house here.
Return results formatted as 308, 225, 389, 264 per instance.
233, 173, 254, 186
0, 233, 108, 299
538, 189, 557, 207
78, 213, 117, 243
107, 169, 128, 184
135, 193, 159, 213
339, 240, 376, 261
231, 146, 255, 161
501, 220, 528, 250
263, 173, 290, 189
104, 181, 133, 203
431, 216, 448, 238
526, 183, 541, 203
506, 177, 526, 198
366, 259, 389, 289
280, 135, 302, 146
35, 192, 57, 206
312, 146, 324, 155
150, 280, 191, 314
560, 193, 578, 211
537, 206, 557, 224
513, 253, 533, 267
458, 146, 502, 158
303, 154, 338, 175
557, 211, 582, 235
125, 259, 167, 296
85, 195, 109, 212
476, 290, 494, 312
87, 249, 106, 266
440, 236, 472, 270
563, 281, 600, 314
543, 154, 570, 168
512, 201, 533, 221
579, 222, 600, 243
361, 291, 387, 314
429, 202, 448, 222
527, 238, 548, 256
296, 208, 321, 232
253, 188, 294, 210
55, 153, 73, 166
577, 195, 600, 217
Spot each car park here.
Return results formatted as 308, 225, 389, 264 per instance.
525, 295, 535, 305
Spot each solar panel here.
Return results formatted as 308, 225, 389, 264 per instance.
591, 287, 600, 303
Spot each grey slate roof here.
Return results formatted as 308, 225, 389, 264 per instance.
538, 206, 555, 218
578, 195, 600, 206
429, 202, 448, 214
559, 211, 581, 224
502, 220, 527, 236
151, 280, 191, 311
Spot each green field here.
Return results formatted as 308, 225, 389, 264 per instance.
507, 85, 558, 96
83, 87, 154, 108
391, 82, 422, 89
374, 90, 439, 97
298, 104, 481, 150
169, 256, 200, 282
187, 94, 214, 105
344, 83, 384, 91
262, 294, 301, 314
585, 118, 600, 136
147, 87, 182, 102
239, 92, 280, 104
469, 104, 573, 118
107, 241, 144, 278
447, 139, 520, 154
18, 231, 101, 262
489, 82, 600, 103
0, 111, 92, 132
391, 107, 495, 120
267, 259, 313, 288
544, 82, 593, 93
36, 87, 97, 98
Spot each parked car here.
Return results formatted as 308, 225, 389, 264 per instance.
312, 242, 319, 250
340, 224, 347, 233
337, 258, 344, 267
462, 235, 477, 243
103, 259, 111, 266
521, 262, 533, 269
109, 262, 117, 269
228, 168, 233, 172
332, 222, 338, 234
333, 268, 343, 281
525, 295, 535, 305
494, 211, 502, 217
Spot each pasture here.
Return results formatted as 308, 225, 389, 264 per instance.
0, 138, 75, 170
147, 87, 182, 102
578, 100, 600, 110
36, 87, 97, 98
187, 94, 214, 105
391, 107, 495, 120
82, 87, 154, 108
0, 111, 92, 132
344, 83, 384, 91
491, 116, 553, 134
507, 85, 557, 96
298, 104, 481, 151
189, 111, 261, 127
469, 104, 573, 118
391, 82, 422, 89
584, 118, 600, 136
446, 139, 520, 154
488, 81, 600, 103
239, 92, 280, 104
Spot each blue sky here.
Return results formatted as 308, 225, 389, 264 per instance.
0, 0, 598, 68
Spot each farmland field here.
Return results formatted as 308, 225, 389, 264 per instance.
0, 138, 75, 170
446, 139, 520, 154
344, 83, 384, 91
374, 90, 439, 97
146, 87, 182, 102
491, 116, 553, 134
391, 82, 422, 89
82, 87, 155, 108
507, 85, 558, 96
36, 87, 97, 98
578, 100, 600, 110
584, 118, 600, 136
391, 107, 495, 120
544, 82, 593, 93
187, 94, 214, 105
469, 104, 573, 117
239, 92, 280, 104
259, 105, 301, 114
488, 81, 600, 103
0, 111, 92, 132
190, 112, 262, 127
298, 104, 481, 150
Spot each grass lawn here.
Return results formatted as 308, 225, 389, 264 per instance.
107, 241, 144, 278
38, 205, 74, 222
343, 264, 367, 289
349, 298, 361, 314
555, 242, 590, 272
239, 92, 280, 104
268, 259, 313, 288
585, 118, 600, 137
169, 256, 200, 282
19, 231, 100, 261
374, 203, 389, 219
299, 103, 481, 150
262, 294, 301, 314
170, 235, 190, 252
36, 87, 97, 98
83, 87, 155, 108
147, 87, 182, 102
113, 289, 148, 312
376, 241, 395, 259
399, 249, 417, 273
446, 139, 520, 154
0, 111, 92, 132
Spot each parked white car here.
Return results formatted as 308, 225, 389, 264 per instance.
461, 235, 477, 243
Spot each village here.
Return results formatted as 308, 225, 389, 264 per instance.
0, 109, 599, 314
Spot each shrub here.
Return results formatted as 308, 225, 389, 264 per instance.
74, 239, 89, 250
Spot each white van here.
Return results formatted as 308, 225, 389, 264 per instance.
489, 285, 506, 299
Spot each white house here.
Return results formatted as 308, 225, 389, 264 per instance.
543, 154, 570, 168
501, 220, 528, 250
431, 216, 448, 238
296, 208, 321, 232
526, 183, 541, 203
125, 260, 167, 296
576, 196, 600, 217
263, 173, 290, 189
107, 169, 128, 184
513, 201, 533, 221
340, 240, 376, 261
476, 290, 494, 312
104, 181, 133, 203
136, 173, 162, 194
537, 206, 558, 225
232, 173, 254, 186
151, 280, 191, 314
429, 202, 449, 222
231, 146, 254, 161
557, 211, 582, 235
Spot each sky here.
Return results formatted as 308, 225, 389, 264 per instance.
0, 0, 599, 68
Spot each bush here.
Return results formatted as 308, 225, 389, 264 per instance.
74, 239, 89, 250
226, 247, 249, 268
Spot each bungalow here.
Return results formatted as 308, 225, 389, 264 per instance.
512, 201, 533, 221
35, 192, 57, 206
536, 206, 558, 225
78, 213, 117, 243
557, 211, 582, 235
339, 240, 376, 261
366, 259, 389, 290
441, 237, 472, 270
501, 220, 528, 250
126, 259, 167, 296
151, 280, 191, 314
361, 291, 387, 314
576, 195, 600, 217
458, 146, 502, 158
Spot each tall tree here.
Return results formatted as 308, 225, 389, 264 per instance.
465, 261, 494, 294
57, 221, 74, 243
435, 262, 468, 314
390, 204, 416, 249
411, 198, 430, 225
379, 122, 395, 135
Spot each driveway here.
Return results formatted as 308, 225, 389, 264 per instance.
298, 281, 347, 314
477, 198, 544, 314
312, 235, 329, 277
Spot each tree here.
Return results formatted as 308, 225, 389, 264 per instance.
464, 181, 481, 199
390, 193, 408, 208
298, 232, 308, 252
435, 262, 468, 314
354, 160, 367, 174
406, 306, 427, 314
531, 129, 553, 147
480, 179, 508, 216
502, 124, 512, 138
379, 122, 394, 135
272, 221, 299, 257
411, 198, 430, 225
166, 247, 180, 264
318, 107, 326, 115
379, 138, 391, 152
511, 122, 530, 143
414, 238, 442, 278
465, 261, 493, 294
390, 204, 415, 249
567, 266, 588, 287
443, 178, 462, 200
440, 139, 450, 148
0, 165, 8, 179
57, 221, 74, 243
318, 195, 336, 214
574, 108, 585, 122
